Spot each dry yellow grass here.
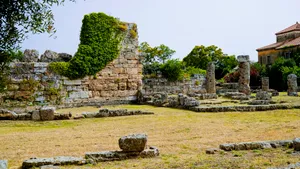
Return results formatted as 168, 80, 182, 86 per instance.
0, 105, 300, 169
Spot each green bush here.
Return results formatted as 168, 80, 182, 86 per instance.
49, 12, 129, 79
160, 59, 184, 81
184, 66, 206, 76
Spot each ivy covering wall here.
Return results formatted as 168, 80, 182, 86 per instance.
49, 12, 131, 79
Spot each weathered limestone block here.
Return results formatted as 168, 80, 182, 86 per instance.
58, 53, 72, 62
40, 165, 60, 169
22, 49, 39, 62
261, 77, 269, 91
68, 91, 89, 99
178, 94, 200, 107
40, 50, 59, 62
118, 82, 127, 90
64, 80, 82, 86
256, 91, 272, 101
0, 109, 18, 120
40, 107, 55, 121
287, 74, 298, 96
153, 92, 168, 106
294, 138, 300, 151
206, 62, 216, 94
119, 134, 147, 152
205, 148, 221, 154
237, 55, 251, 95
85, 147, 159, 162
32, 111, 41, 121
22, 156, 85, 169
0, 160, 8, 169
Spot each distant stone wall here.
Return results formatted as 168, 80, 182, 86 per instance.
0, 23, 142, 109
142, 75, 206, 95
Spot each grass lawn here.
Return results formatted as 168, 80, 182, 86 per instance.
0, 105, 300, 168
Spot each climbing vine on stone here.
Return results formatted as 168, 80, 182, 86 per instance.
49, 12, 128, 79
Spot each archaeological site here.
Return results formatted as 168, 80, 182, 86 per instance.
0, 1, 299, 169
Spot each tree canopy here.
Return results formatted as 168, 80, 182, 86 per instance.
139, 42, 175, 64
183, 45, 237, 79
0, 0, 75, 52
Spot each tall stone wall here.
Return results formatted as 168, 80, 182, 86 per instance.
0, 23, 142, 108
143, 75, 206, 95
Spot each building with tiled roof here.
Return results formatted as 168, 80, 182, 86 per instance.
257, 22, 300, 65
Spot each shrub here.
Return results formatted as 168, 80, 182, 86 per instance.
160, 59, 184, 81
224, 71, 239, 83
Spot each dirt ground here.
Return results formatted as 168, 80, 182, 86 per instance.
0, 104, 300, 169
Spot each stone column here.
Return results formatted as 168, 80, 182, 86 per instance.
237, 55, 251, 95
206, 62, 216, 94
261, 77, 269, 91
287, 74, 298, 96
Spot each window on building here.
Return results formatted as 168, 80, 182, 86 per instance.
267, 56, 271, 65
285, 52, 291, 59
260, 57, 263, 64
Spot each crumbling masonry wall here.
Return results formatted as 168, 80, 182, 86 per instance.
0, 23, 142, 108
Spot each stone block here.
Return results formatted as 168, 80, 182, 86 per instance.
68, 91, 89, 99
40, 50, 59, 62
34, 62, 49, 68
64, 80, 82, 86
32, 111, 41, 121
294, 138, 300, 151
22, 156, 85, 169
22, 49, 39, 62
119, 134, 147, 152
40, 165, 60, 169
40, 107, 55, 121
0, 160, 8, 169
237, 55, 249, 62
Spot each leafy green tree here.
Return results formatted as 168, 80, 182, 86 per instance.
154, 44, 176, 63
183, 45, 237, 79
138, 42, 156, 64
215, 55, 238, 79
268, 58, 296, 91
0, 0, 76, 91
1, 0, 76, 51
139, 42, 176, 64
160, 59, 184, 81
183, 45, 223, 69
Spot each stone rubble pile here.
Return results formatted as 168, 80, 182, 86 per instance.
21, 134, 159, 168
218, 138, 299, 151
85, 134, 159, 162
139, 92, 200, 109
0, 107, 154, 121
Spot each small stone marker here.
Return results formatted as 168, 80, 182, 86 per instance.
261, 77, 269, 91
40, 107, 55, 121
287, 74, 298, 96
293, 138, 300, 151
0, 160, 7, 169
119, 134, 147, 152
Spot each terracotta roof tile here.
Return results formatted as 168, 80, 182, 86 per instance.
276, 22, 300, 35
277, 36, 300, 49
256, 41, 286, 51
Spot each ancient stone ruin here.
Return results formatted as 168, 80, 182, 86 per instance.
21, 134, 159, 169
287, 74, 298, 96
1, 22, 142, 109
206, 62, 216, 94
237, 55, 251, 95
261, 77, 269, 91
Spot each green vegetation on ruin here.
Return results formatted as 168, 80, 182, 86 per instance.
49, 12, 130, 79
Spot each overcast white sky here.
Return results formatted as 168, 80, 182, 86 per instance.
22, 0, 299, 61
